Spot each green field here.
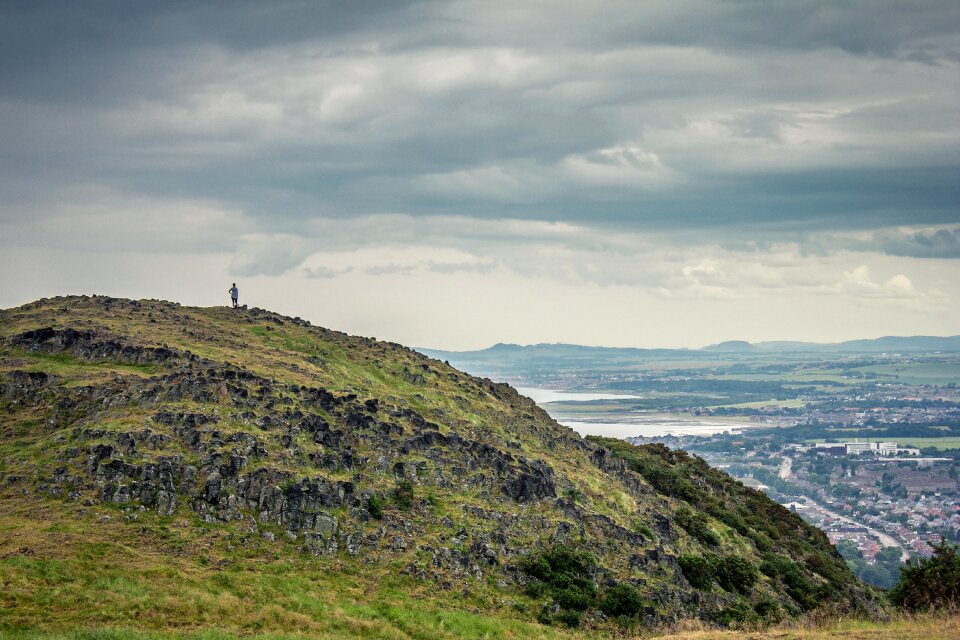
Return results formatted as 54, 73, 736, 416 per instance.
853, 362, 960, 385
806, 437, 960, 451
884, 437, 960, 450
716, 398, 807, 409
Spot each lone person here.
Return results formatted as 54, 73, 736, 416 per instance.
228, 283, 239, 308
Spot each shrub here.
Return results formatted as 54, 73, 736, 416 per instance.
713, 555, 758, 594
890, 541, 960, 611
367, 495, 383, 519
676, 507, 720, 547
392, 480, 414, 510
634, 523, 655, 540
678, 554, 714, 590
760, 554, 817, 611
599, 583, 646, 618
720, 511, 750, 536
554, 586, 595, 611
552, 609, 582, 628
520, 546, 598, 626
716, 599, 758, 628
753, 598, 782, 622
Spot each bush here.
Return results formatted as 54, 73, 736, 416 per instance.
760, 554, 817, 611
552, 609, 582, 628
554, 586, 594, 611
720, 511, 750, 536
716, 599, 758, 628
890, 542, 960, 611
599, 583, 646, 618
713, 555, 758, 594
753, 598, 782, 622
635, 523, 655, 540
392, 480, 414, 510
680, 553, 758, 594
676, 507, 720, 547
367, 495, 383, 519
520, 546, 598, 626
678, 554, 714, 590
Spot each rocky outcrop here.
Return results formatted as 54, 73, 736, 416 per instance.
12, 327, 184, 365
0, 370, 54, 403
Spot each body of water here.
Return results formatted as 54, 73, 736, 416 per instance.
515, 386, 754, 439
514, 387, 643, 404
552, 417, 752, 439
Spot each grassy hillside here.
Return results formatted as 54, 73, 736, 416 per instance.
0, 296, 875, 636
657, 614, 960, 640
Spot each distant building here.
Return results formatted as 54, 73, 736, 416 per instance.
813, 441, 901, 456
875, 442, 897, 456
845, 442, 874, 455
814, 444, 847, 456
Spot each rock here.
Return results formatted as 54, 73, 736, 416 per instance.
204, 472, 222, 504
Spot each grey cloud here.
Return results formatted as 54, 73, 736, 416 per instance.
228, 234, 315, 277
440, 1, 960, 59
364, 261, 496, 277
302, 266, 353, 279
799, 225, 960, 260
874, 228, 960, 259
0, 0, 958, 251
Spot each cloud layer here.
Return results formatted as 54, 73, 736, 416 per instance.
2, 1, 959, 347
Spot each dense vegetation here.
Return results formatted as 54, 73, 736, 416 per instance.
890, 542, 960, 611
587, 437, 865, 616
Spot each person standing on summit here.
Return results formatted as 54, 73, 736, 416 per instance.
228, 283, 239, 308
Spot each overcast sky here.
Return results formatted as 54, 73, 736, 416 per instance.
2, 1, 959, 349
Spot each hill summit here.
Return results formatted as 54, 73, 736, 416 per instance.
702, 340, 758, 353
0, 296, 875, 635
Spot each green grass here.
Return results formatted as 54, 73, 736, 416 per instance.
654, 613, 960, 639
805, 437, 960, 450
14, 351, 159, 378
890, 437, 960, 450
854, 362, 960, 385
716, 398, 807, 409
0, 500, 575, 640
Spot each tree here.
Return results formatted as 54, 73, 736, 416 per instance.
890, 542, 960, 611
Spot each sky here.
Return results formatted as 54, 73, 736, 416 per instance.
2, 0, 959, 350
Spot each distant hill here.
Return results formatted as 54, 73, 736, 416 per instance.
702, 340, 758, 353
752, 336, 960, 353
421, 335, 960, 378
832, 335, 960, 353
0, 296, 874, 635
419, 342, 697, 377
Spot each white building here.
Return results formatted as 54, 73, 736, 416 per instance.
844, 441, 898, 456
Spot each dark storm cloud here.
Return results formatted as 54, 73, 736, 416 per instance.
1, 0, 958, 252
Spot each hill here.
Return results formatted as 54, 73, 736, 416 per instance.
702, 341, 757, 353
0, 296, 875, 637
421, 336, 960, 378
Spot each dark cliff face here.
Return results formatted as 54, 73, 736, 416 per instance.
0, 295, 874, 628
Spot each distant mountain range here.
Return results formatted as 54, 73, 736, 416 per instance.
423, 334, 960, 360
418, 335, 960, 376
739, 336, 960, 353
